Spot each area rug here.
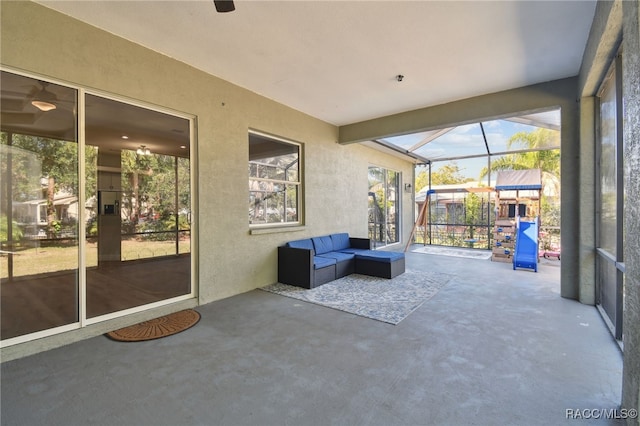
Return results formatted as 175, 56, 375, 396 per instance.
411, 245, 492, 260
106, 309, 200, 342
261, 269, 454, 325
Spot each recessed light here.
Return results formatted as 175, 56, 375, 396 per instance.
180, 145, 187, 149
121, 135, 129, 139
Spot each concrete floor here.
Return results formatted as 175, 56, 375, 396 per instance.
1, 247, 624, 426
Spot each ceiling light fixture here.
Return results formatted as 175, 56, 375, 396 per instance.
136, 145, 151, 155
31, 87, 58, 111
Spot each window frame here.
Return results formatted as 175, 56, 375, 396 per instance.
367, 165, 401, 248
595, 53, 625, 342
248, 130, 302, 229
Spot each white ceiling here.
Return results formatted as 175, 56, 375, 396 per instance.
37, 0, 597, 127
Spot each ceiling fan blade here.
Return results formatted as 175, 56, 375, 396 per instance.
213, 0, 235, 13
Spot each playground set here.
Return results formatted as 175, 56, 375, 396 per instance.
408, 169, 558, 273
492, 169, 543, 272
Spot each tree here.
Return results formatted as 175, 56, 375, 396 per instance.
1, 132, 78, 237
413, 163, 469, 191
479, 128, 561, 227
415, 169, 430, 192
479, 128, 560, 179
464, 192, 482, 239
118, 150, 190, 239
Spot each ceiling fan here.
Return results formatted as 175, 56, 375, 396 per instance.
30, 82, 59, 111
213, 0, 235, 13
1, 80, 75, 129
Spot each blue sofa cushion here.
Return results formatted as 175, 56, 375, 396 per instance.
338, 248, 371, 254
317, 251, 355, 263
314, 256, 336, 270
355, 251, 405, 263
312, 236, 334, 255
287, 238, 314, 252
330, 233, 351, 251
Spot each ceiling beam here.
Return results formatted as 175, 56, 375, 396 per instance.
338, 77, 578, 145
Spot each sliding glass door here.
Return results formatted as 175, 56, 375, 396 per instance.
1, 71, 79, 340
84, 94, 192, 318
368, 166, 400, 248
1, 70, 194, 344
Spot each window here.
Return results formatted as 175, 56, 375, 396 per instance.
249, 132, 301, 226
368, 166, 400, 248
595, 55, 625, 341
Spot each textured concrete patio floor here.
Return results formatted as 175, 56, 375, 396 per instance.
1, 247, 624, 426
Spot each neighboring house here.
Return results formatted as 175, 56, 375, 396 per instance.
12, 192, 78, 236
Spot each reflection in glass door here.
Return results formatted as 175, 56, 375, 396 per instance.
1, 71, 79, 340
1, 70, 194, 344
85, 94, 192, 319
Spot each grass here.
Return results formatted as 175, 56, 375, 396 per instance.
1, 239, 190, 279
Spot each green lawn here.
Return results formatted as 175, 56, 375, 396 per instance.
1, 239, 190, 279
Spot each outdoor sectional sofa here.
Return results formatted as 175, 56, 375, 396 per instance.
278, 233, 405, 289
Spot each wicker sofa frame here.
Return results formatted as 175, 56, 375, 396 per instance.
277, 233, 405, 289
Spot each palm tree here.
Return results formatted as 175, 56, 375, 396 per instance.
480, 128, 561, 230
479, 128, 560, 194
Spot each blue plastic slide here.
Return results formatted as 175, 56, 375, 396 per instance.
513, 217, 539, 272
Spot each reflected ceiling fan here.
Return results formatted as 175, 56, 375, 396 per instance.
30, 82, 59, 111
1, 81, 74, 128
213, 0, 235, 13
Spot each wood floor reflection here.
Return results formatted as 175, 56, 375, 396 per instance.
1, 255, 190, 340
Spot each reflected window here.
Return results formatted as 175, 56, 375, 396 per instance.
249, 131, 301, 226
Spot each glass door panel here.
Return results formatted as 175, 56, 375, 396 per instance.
368, 166, 400, 248
85, 94, 191, 318
1, 71, 79, 340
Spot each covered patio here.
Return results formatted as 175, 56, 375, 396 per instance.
0, 249, 623, 425
1, 0, 639, 422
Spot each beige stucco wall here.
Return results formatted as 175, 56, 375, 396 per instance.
622, 0, 640, 422
0, 1, 415, 359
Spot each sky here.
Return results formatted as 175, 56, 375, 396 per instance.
382, 117, 559, 181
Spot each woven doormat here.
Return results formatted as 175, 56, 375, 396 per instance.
106, 309, 200, 342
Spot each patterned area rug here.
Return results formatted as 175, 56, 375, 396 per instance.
261, 269, 454, 325
412, 245, 492, 260
106, 309, 200, 342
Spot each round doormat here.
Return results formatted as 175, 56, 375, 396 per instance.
106, 309, 201, 342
